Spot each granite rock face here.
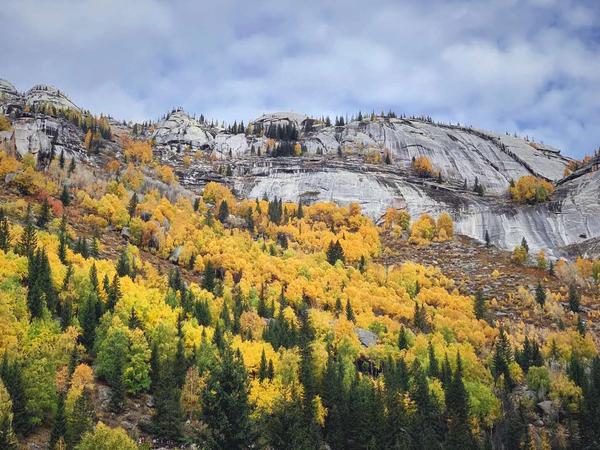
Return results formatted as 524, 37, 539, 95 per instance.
25, 84, 80, 111
232, 155, 599, 257
152, 109, 213, 149
2, 81, 596, 258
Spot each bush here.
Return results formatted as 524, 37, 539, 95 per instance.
412, 156, 434, 177
512, 245, 528, 265
0, 115, 11, 132
76, 422, 137, 450
509, 176, 555, 204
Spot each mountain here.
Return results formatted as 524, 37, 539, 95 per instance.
1, 79, 598, 258
1, 78, 599, 450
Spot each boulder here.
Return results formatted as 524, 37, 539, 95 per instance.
169, 245, 183, 264
355, 328, 378, 347
121, 227, 132, 240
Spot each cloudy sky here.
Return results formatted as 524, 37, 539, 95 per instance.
2, 0, 599, 158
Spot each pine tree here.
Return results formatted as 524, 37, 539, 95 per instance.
413, 302, 428, 332
149, 342, 160, 393
36, 198, 51, 228
107, 274, 121, 311
0, 413, 17, 450
0, 355, 29, 435
68, 158, 76, 176
345, 298, 356, 323
297, 201, 304, 219
445, 353, 475, 449
49, 391, 67, 449
398, 325, 409, 350
203, 260, 216, 292
79, 294, 97, 352
127, 192, 138, 218
18, 207, 37, 257
474, 290, 487, 320
535, 281, 546, 307
484, 229, 490, 247
60, 184, 70, 206
568, 283, 580, 312
258, 349, 268, 381
493, 327, 514, 389
202, 344, 254, 449
428, 341, 439, 378
89, 235, 99, 258
59, 149, 65, 169
0, 211, 10, 252
334, 297, 343, 317
194, 298, 212, 326
58, 214, 68, 263
326, 240, 345, 265
218, 200, 230, 223
521, 237, 529, 254
152, 361, 183, 441
109, 357, 125, 412
174, 335, 187, 388
66, 388, 95, 448
116, 250, 131, 277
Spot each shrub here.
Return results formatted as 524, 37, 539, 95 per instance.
412, 156, 434, 177
512, 245, 528, 265
509, 176, 555, 204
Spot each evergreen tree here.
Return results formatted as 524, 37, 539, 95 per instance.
127, 192, 138, 218
79, 294, 97, 352
484, 229, 490, 247
297, 201, 304, 219
218, 200, 230, 223
36, 198, 51, 228
203, 260, 216, 292
202, 344, 254, 449
428, 341, 439, 378
58, 214, 68, 263
474, 290, 487, 320
0, 355, 29, 435
334, 297, 343, 317
398, 325, 409, 350
580, 357, 600, 447
116, 250, 131, 277
0, 413, 17, 450
326, 240, 345, 265
445, 353, 475, 449
107, 274, 121, 311
535, 281, 546, 307
109, 356, 125, 412
194, 298, 212, 326
60, 184, 70, 206
493, 327, 514, 390
568, 283, 580, 312
151, 362, 183, 441
345, 298, 355, 323
49, 391, 67, 448
413, 302, 429, 332
18, 207, 37, 257
66, 388, 95, 449
68, 158, 76, 176
258, 349, 268, 382
59, 149, 65, 169
0, 211, 10, 252
521, 237, 529, 254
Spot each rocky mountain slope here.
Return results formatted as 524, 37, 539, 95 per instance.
1, 78, 598, 258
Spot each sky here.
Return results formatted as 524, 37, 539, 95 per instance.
2, 0, 599, 158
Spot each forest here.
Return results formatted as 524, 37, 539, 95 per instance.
0, 142, 599, 450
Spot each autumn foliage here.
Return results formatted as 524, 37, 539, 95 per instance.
412, 155, 434, 177
509, 175, 555, 204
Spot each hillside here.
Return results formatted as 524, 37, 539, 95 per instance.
0, 80, 599, 450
